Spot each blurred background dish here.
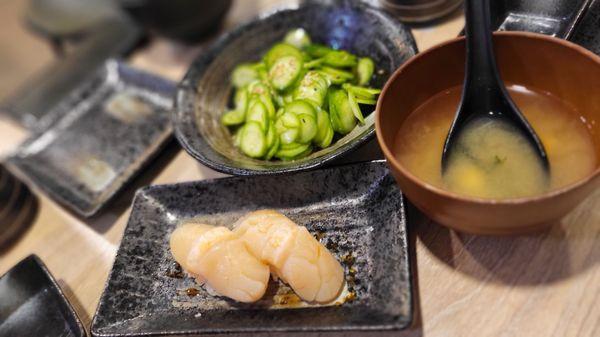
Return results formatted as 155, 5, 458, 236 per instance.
7, 60, 176, 217
379, 0, 463, 23
174, 0, 417, 176
117, 0, 232, 43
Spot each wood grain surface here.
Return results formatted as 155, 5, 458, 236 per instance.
0, 1, 598, 336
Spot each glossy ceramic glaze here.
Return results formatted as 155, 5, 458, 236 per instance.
173, 0, 417, 176
376, 32, 600, 235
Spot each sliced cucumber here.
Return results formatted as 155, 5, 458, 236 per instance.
233, 87, 249, 111
240, 122, 268, 158
347, 90, 365, 124
265, 136, 280, 160
221, 109, 245, 126
343, 84, 381, 99
231, 63, 259, 88
275, 142, 311, 160
328, 89, 356, 134
280, 128, 299, 145
294, 71, 330, 108
305, 44, 333, 58
233, 127, 242, 147
248, 81, 270, 96
297, 113, 318, 143
356, 57, 375, 86
265, 121, 277, 149
246, 99, 269, 131
264, 43, 304, 68
280, 112, 300, 128
268, 55, 303, 91
317, 66, 355, 85
258, 93, 276, 119
314, 109, 334, 148
284, 28, 311, 49
322, 50, 357, 68
284, 99, 316, 118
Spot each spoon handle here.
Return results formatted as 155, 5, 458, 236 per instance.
463, 0, 502, 111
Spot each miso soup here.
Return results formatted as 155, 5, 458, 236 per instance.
393, 85, 597, 199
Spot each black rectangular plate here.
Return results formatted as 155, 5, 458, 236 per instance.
568, 0, 600, 55
7, 60, 175, 217
490, 0, 590, 38
91, 161, 412, 336
0, 255, 86, 337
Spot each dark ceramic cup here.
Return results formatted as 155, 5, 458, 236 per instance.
376, 32, 600, 235
173, 0, 417, 176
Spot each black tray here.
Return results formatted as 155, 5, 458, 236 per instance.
7, 60, 175, 217
91, 161, 412, 336
0, 255, 86, 337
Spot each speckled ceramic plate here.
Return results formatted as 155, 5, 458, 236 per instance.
7, 60, 176, 217
91, 160, 412, 336
0, 255, 86, 337
173, 0, 417, 176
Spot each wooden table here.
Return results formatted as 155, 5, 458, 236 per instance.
1, 1, 598, 336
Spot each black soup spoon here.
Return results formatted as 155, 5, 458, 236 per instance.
441, 0, 550, 173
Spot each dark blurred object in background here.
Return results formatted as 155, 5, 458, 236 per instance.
26, 0, 122, 54
380, 0, 462, 23
118, 0, 233, 43
0, 165, 38, 250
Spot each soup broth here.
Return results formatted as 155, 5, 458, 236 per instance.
393, 85, 597, 199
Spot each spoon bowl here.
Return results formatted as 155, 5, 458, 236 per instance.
442, 0, 549, 172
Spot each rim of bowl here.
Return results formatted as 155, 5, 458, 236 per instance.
376, 31, 600, 205
173, 0, 418, 176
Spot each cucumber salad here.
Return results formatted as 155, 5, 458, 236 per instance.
222, 28, 381, 161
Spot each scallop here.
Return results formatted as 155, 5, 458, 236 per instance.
169, 222, 213, 271
233, 210, 344, 303
169, 222, 270, 303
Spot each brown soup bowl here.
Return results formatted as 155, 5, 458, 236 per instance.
376, 31, 600, 235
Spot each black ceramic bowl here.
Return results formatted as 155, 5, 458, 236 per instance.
173, 0, 417, 176
118, 0, 232, 42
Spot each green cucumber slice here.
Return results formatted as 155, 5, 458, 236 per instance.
275, 142, 311, 159
356, 57, 375, 86
280, 112, 300, 128
322, 50, 357, 68
221, 109, 245, 126
284, 99, 316, 118
231, 63, 259, 88
264, 43, 304, 68
314, 109, 334, 148
240, 122, 268, 158
280, 128, 299, 145
283, 28, 311, 49
265, 136, 280, 160
305, 44, 333, 58
297, 113, 318, 143
246, 99, 269, 131
318, 66, 355, 84
294, 71, 330, 108
347, 90, 365, 124
269, 55, 303, 91
328, 89, 356, 134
